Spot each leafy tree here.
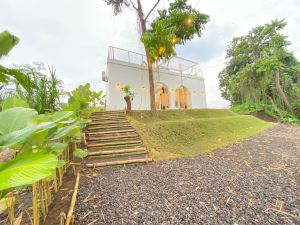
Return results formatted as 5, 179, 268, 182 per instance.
219, 19, 300, 122
63, 83, 105, 117
0, 31, 32, 91
103, 0, 209, 113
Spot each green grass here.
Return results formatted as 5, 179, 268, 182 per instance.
127, 109, 276, 161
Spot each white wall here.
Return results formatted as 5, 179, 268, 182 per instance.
106, 59, 206, 110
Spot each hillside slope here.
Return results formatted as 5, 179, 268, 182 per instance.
127, 109, 275, 160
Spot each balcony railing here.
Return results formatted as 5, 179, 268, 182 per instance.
108, 46, 203, 78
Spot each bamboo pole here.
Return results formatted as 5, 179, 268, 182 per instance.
32, 183, 39, 225
5, 193, 15, 225
58, 167, 63, 187
39, 182, 46, 221
65, 173, 80, 225
64, 142, 68, 172
67, 144, 70, 167
45, 181, 51, 206
53, 170, 58, 193
86, 158, 152, 168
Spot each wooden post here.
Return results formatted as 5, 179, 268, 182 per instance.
32, 183, 39, 225
65, 173, 80, 225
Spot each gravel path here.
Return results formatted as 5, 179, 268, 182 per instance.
75, 124, 300, 225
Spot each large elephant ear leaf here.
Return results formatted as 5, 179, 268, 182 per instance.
0, 152, 59, 191
0, 121, 58, 149
0, 107, 37, 134
50, 123, 80, 140
73, 148, 88, 158
47, 142, 68, 155
2, 97, 29, 111
37, 111, 73, 123
77, 118, 91, 128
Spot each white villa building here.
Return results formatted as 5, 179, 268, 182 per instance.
103, 46, 207, 110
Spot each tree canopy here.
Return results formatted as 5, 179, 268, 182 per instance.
141, 0, 209, 61
0, 30, 19, 59
218, 19, 300, 122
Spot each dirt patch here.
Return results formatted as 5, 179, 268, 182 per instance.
75, 124, 300, 225
42, 169, 76, 225
250, 111, 278, 122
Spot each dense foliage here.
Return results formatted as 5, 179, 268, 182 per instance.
141, 0, 209, 61
218, 20, 300, 122
62, 83, 105, 117
0, 30, 104, 222
12, 64, 62, 113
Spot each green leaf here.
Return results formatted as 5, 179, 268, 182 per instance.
0, 121, 59, 149
0, 30, 19, 58
73, 148, 88, 158
50, 123, 80, 140
48, 111, 74, 122
57, 160, 65, 168
47, 142, 68, 155
0, 152, 59, 191
2, 97, 29, 110
0, 73, 9, 83
0, 107, 37, 135
37, 111, 73, 123
77, 118, 91, 128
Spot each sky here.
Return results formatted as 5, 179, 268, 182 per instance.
0, 0, 299, 108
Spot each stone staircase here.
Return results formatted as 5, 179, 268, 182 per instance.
84, 111, 152, 167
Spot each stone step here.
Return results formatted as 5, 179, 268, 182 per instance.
87, 146, 147, 156
86, 154, 152, 168
87, 129, 136, 136
87, 124, 132, 130
87, 133, 139, 141
87, 140, 142, 148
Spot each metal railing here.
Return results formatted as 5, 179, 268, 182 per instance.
108, 46, 203, 78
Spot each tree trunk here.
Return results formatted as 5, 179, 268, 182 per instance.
275, 70, 294, 114
297, 73, 300, 103
146, 52, 156, 112
137, 0, 156, 113
124, 95, 131, 114
267, 95, 283, 120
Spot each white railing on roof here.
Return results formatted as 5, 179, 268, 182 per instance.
108, 46, 203, 78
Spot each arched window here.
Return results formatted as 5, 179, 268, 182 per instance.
175, 86, 191, 109
155, 82, 170, 110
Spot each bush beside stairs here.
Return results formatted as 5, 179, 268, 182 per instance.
84, 111, 152, 167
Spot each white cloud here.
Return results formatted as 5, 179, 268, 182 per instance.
0, 0, 299, 107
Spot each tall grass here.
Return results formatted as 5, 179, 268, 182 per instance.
6, 63, 63, 113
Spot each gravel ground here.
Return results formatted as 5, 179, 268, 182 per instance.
75, 124, 300, 225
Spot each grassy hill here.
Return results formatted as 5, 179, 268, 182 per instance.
127, 109, 276, 160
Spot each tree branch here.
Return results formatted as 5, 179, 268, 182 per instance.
129, 0, 138, 11
145, 0, 161, 21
